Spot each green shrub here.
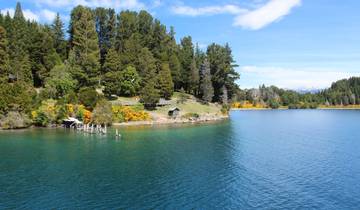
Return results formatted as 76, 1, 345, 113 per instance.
92, 100, 113, 125
268, 99, 280, 109
78, 87, 99, 110
0, 112, 32, 129
221, 104, 230, 115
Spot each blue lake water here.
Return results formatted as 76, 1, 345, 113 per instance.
1, 110, 360, 209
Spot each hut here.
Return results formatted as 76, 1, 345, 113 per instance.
8, 74, 17, 83
168, 107, 180, 118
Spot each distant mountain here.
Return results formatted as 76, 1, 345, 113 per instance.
294, 88, 322, 94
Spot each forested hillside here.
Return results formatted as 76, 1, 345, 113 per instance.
233, 77, 360, 109
0, 2, 239, 128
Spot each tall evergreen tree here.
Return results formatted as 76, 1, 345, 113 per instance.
207, 43, 239, 102
169, 53, 181, 90
95, 8, 116, 65
29, 26, 61, 87
115, 11, 138, 52
137, 10, 153, 49
189, 58, 199, 95
158, 62, 174, 99
8, 2, 32, 83
14, 2, 25, 20
69, 5, 100, 86
199, 59, 214, 103
0, 26, 9, 78
51, 13, 67, 60
137, 47, 157, 81
179, 36, 194, 92
103, 48, 122, 73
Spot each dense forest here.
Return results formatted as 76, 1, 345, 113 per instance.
0, 2, 239, 128
233, 77, 360, 109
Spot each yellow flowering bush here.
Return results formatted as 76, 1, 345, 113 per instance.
112, 105, 150, 122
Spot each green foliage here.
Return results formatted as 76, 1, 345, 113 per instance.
207, 43, 239, 101
32, 99, 58, 127
177, 88, 189, 104
268, 98, 280, 109
0, 111, 31, 129
138, 47, 157, 80
169, 53, 181, 89
94, 8, 116, 65
44, 64, 77, 99
92, 99, 113, 125
78, 87, 99, 110
182, 112, 200, 119
103, 48, 121, 73
69, 5, 100, 86
179, 36, 194, 92
51, 13, 67, 61
199, 59, 214, 103
7, 2, 33, 84
0, 26, 9, 78
320, 77, 360, 105
221, 104, 230, 115
119, 66, 141, 96
189, 58, 199, 95
0, 81, 36, 114
103, 66, 140, 97
158, 63, 174, 99
140, 80, 160, 110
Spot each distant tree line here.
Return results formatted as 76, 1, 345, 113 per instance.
0, 2, 239, 115
234, 77, 360, 109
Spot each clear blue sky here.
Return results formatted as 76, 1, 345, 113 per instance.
1, 0, 360, 90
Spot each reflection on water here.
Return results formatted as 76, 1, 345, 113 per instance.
0, 110, 360, 209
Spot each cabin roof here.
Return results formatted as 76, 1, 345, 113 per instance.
169, 107, 180, 112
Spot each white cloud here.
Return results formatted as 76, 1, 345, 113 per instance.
0, 8, 40, 21
0, 8, 58, 23
171, 4, 246, 16
234, 0, 301, 30
240, 66, 360, 90
39, 9, 57, 22
34, 0, 146, 10
171, 0, 301, 30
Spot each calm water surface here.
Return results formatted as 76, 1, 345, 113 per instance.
1, 110, 360, 209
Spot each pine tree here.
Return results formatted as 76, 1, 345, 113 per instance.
140, 79, 160, 110
8, 2, 32, 83
189, 58, 199, 95
137, 10, 154, 49
51, 13, 67, 60
120, 33, 142, 67
103, 48, 122, 73
138, 47, 157, 81
158, 62, 174, 99
207, 43, 239, 102
115, 11, 138, 52
179, 36, 194, 92
0, 26, 9, 78
95, 8, 116, 65
69, 6, 100, 86
169, 53, 181, 90
29, 26, 61, 87
14, 2, 25, 21
200, 59, 214, 103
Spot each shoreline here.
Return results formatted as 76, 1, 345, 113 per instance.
113, 114, 229, 127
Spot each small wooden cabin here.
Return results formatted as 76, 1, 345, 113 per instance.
168, 107, 180, 118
